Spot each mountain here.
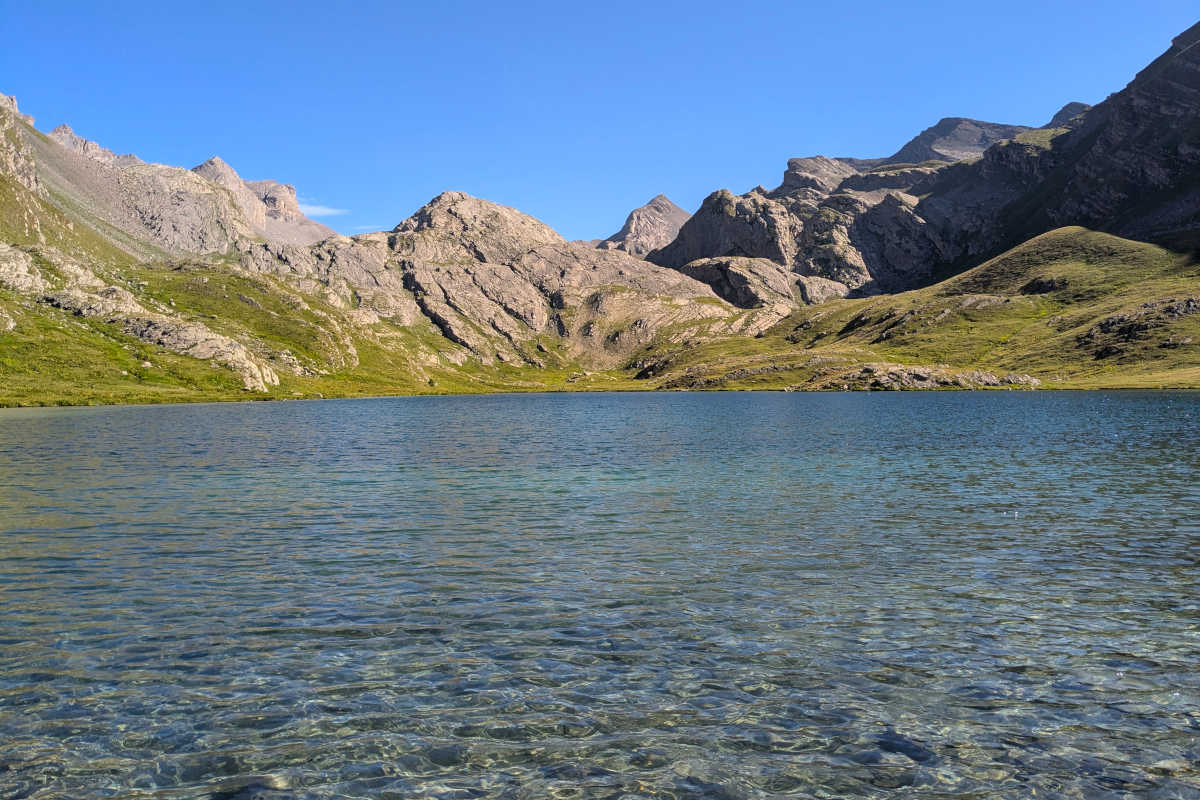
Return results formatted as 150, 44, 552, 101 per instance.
650, 21, 1200, 296
1044, 102, 1092, 128
1, 21, 1198, 404
597, 194, 691, 257
883, 117, 1032, 165
0, 103, 782, 402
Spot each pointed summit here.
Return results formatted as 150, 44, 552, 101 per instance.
192, 155, 241, 182
393, 191, 564, 264
598, 194, 691, 258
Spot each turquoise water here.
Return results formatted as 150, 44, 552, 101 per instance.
0, 391, 1198, 799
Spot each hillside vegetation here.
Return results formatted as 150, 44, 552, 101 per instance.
628, 228, 1200, 392
2, 224, 1195, 406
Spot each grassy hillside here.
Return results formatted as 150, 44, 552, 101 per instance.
1, 226, 1197, 406
627, 227, 1200, 391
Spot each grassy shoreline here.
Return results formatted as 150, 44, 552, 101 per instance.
3, 375, 1199, 410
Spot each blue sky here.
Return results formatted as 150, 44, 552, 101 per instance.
2, 2, 1196, 240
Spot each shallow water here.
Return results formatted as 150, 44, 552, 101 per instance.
0, 391, 1198, 799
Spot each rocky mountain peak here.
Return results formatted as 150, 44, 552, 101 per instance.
772, 156, 859, 197
246, 179, 302, 221
1044, 102, 1092, 128
393, 191, 565, 265
645, 193, 678, 211
0, 93, 34, 125
886, 116, 1032, 164
192, 155, 241, 183
191, 156, 266, 230
598, 193, 691, 257
48, 123, 143, 167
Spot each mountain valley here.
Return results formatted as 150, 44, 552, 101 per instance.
1, 21, 1198, 405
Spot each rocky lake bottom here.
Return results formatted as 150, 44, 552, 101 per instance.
0, 391, 1198, 799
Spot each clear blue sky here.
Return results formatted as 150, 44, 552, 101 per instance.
2, 2, 1195, 240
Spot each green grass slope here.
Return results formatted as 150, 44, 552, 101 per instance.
627, 227, 1200, 391
1, 225, 1197, 406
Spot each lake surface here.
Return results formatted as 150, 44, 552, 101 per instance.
1, 391, 1198, 799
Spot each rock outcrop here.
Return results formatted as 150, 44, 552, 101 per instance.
0, 102, 337, 257
648, 157, 955, 292
0, 243, 49, 293
649, 188, 806, 269
0, 94, 34, 126
2, 21, 1199, 397
598, 194, 690, 257
0, 242, 280, 391
0, 95, 43, 195
649, 22, 1200, 296
239, 191, 750, 366
1044, 102, 1092, 128
192, 156, 268, 231
883, 117, 1031, 164
49, 124, 144, 167
245, 179, 338, 246
676, 257, 797, 309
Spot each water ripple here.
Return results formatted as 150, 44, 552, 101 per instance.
0, 392, 1198, 798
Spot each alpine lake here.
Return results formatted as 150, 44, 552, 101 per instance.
1, 391, 1197, 799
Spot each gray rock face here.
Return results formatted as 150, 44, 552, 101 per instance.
1016, 22, 1200, 245
240, 191, 742, 366
598, 194, 690, 257
119, 315, 280, 391
649, 189, 805, 269
651, 22, 1200, 295
245, 179, 338, 246
0, 243, 48, 293
677, 257, 797, 309
0, 112, 337, 257
649, 157, 954, 292
49, 125, 144, 167
0, 93, 34, 126
885, 117, 1031, 164
193, 156, 268, 231
771, 156, 859, 200
248, 180, 304, 222
0, 99, 42, 195
796, 275, 850, 304
394, 191, 565, 263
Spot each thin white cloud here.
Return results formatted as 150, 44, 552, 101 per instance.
298, 202, 350, 217
353, 224, 385, 232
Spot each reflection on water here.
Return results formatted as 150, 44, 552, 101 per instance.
0, 392, 1198, 798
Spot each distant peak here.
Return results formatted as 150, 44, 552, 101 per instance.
194, 155, 234, 172
429, 190, 472, 205
597, 193, 691, 257
1043, 102, 1092, 128
47, 123, 142, 166
884, 116, 1031, 165
192, 156, 244, 184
